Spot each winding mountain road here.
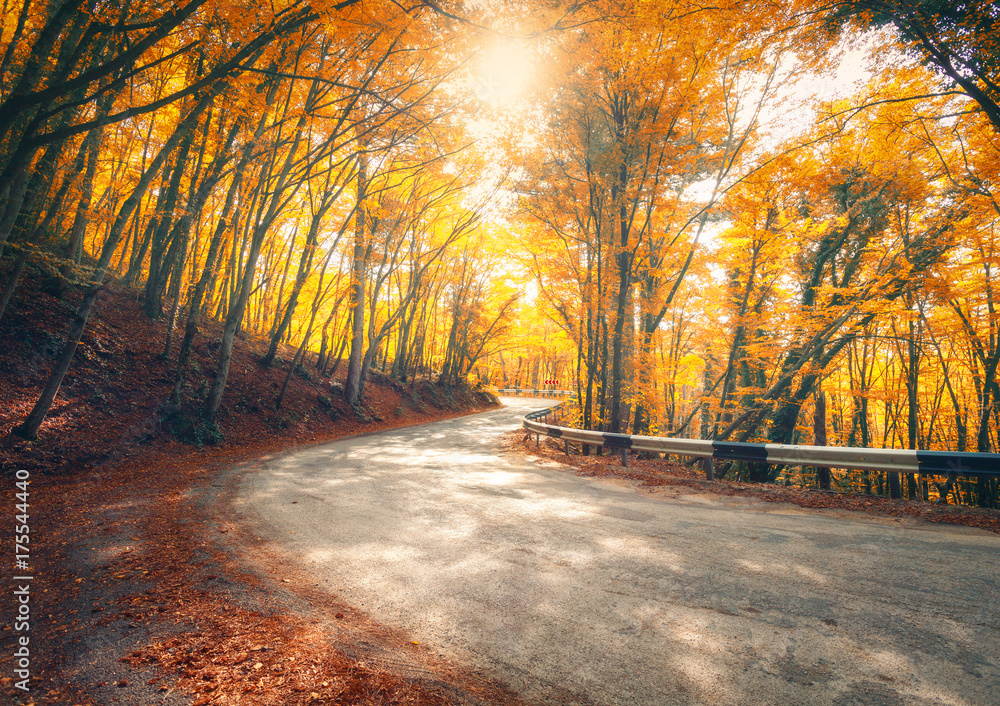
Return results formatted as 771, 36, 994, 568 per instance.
232, 397, 1000, 705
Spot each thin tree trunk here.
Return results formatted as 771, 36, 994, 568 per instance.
0, 247, 28, 323
344, 148, 367, 405
814, 389, 830, 490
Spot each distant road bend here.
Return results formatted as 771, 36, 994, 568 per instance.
233, 397, 1000, 705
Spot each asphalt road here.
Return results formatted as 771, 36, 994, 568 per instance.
233, 397, 1000, 705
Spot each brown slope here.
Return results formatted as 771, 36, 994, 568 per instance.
0, 272, 516, 706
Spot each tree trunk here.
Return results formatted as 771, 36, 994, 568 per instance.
0, 247, 28, 323
170, 213, 231, 406
12, 283, 102, 439
144, 126, 196, 318
204, 222, 268, 422
261, 210, 325, 367
814, 389, 830, 490
344, 148, 368, 405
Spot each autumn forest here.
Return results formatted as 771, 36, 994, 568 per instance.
1, 0, 998, 506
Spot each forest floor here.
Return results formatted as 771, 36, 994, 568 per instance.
0, 272, 517, 705
504, 431, 1000, 536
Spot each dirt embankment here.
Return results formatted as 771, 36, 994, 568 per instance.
0, 272, 497, 475
0, 273, 512, 705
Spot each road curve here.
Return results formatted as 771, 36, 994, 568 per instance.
232, 397, 1000, 705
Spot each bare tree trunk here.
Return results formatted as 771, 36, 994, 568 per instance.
144, 127, 197, 319
814, 389, 830, 490
204, 223, 268, 422
169, 213, 231, 406
160, 230, 189, 359
344, 148, 367, 405
261, 200, 337, 366
0, 247, 28, 323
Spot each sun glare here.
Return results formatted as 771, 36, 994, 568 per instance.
473, 41, 534, 105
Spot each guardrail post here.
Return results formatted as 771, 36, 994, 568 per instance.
564, 440, 570, 456
620, 447, 627, 467
536, 433, 540, 447
703, 457, 714, 481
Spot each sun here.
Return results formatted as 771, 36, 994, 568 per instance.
473, 40, 534, 105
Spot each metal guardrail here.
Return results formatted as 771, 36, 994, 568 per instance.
515, 393, 1000, 478
496, 388, 575, 398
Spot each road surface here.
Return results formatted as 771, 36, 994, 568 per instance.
232, 397, 1000, 705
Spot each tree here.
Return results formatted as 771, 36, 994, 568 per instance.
828, 0, 1000, 131
519, 0, 829, 435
